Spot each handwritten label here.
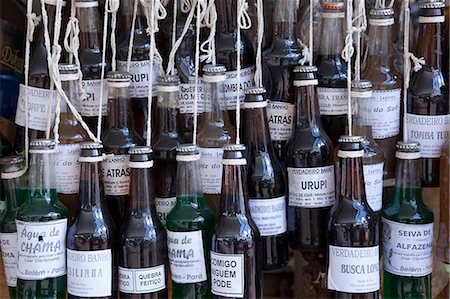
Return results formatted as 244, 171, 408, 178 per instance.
119, 265, 166, 294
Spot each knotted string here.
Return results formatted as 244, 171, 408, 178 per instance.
354, 0, 367, 80
126, 0, 139, 72
375, 0, 395, 8
199, 0, 217, 64
341, 0, 354, 136
106, 0, 120, 71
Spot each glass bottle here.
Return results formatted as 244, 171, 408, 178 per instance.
210, 144, 262, 298
327, 135, 380, 298
262, 0, 302, 162
285, 66, 334, 298
407, 1, 449, 187
54, 63, 89, 218
66, 142, 116, 298
166, 144, 215, 298
153, 75, 183, 226
198, 64, 235, 216
103, 71, 144, 227
316, 1, 348, 147
382, 141, 434, 299
119, 146, 168, 298
242, 87, 289, 271
76, 0, 110, 133
16, 139, 69, 298
0, 156, 26, 299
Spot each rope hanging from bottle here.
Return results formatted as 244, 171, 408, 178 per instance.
126, 0, 139, 72
375, 0, 394, 9
353, 0, 367, 80
108, 0, 120, 71
200, 0, 217, 64
253, 0, 264, 87
193, 0, 202, 145
341, 0, 354, 136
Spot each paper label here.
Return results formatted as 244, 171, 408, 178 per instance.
180, 77, 205, 114
267, 101, 295, 141
382, 218, 433, 277
54, 143, 81, 194
167, 230, 207, 284
317, 87, 348, 115
363, 162, 384, 212
16, 219, 67, 280
155, 197, 177, 226
406, 113, 450, 158
77, 79, 108, 116
67, 248, 112, 297
210, 252, 244, 298
0, 232, 17, 287
327, 245, 380, 293
358, 89, 401, 139
287, 166, 335, 207
199, 147, 224, 194
15, 84, 57, 131
117, 60, 160, 97
248, 196, 287, 236
103, 154, 131, 196
118, 265, 166, 294
223, 66, 255, 110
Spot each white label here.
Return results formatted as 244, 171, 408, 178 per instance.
54, 143, 81, 194
180, 77, 205, 114
317, 87, 348, 115
16, 219, 67, 280
266, 101, 295, 141
118, 265, 166, 294
0, 232, 17, 287
199, 147, 224, 194
406, 113, 450, 158
210, 252, 244, 298
102, 154, 131, 196
117, 60, 160, 97
358, 89, 401, 139
67, 248, 112, 297
363, 162, 384, 212
382, 218, 433, 277
248, 196, 287, 236
77, 79, 108, 117
167, 230, 207, 284
287, 166, 335, 207
327, 245, 380, 293
155, 197, 177, 226
223, 66, 255, 110
15, 84, 57, 131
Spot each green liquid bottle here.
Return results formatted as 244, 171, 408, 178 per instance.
166, 144, 215, 299
16, 139, 69, 298
0, 156, 26, 299
382, 141, 434, 299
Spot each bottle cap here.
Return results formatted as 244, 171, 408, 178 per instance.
395, 141, 421, 159
244, 87, 266, 95
157, 75, 180, 92
244, 87, 267, 108
30, 139, 56, 150
107, 71, 131, 87
203, 64, 227, 83
420, 1, 445, 9
129, 146, 153, 167
321, 1, 345, 11
223, 144, 246, 152
0, 155, 24, 167
222, 144, 247, 165
293, 65, 318, 73
80, 142, 103, 150
337, 135, 364, 158
293, 65, 318, 86
129, 146, 153, 154
369, 8, 394, 16
79, 142, 104, 162
58, 63, 79, 74
351, 80, 372, 98
176, 144, 200, 161
0, 156, 24, 179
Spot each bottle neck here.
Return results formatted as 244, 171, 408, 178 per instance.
393, 158, 423, 203
353, 98, 376, 142
216, 0, 237, 33
77, 5, 102, 50
295, 85, 320, 128
108, 98, 131, 129
29, 152, 56, 200
366, 22, 394, 67
176, 159, 204, 206
319, 16, 345, 56
243, 106, 272, 153
3, 177, 22, 209
34, 4, 57, 46
272, 0, 298, 41
338, 155, 366, 202
417, 21, 443, 69
119, 0, 147, 33
78, 161, 103, 209
155, 92, 179, 136
220, 164, 248, 215
61, 80, 78, 121
129, 167, 153, 213
203, 81, 226, 124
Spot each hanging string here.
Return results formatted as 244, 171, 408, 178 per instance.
171, 0, 178, 50
308, 0, 314, 66
107, 0, 120, 71
126, 0, 139, 72
254, 0, 263, 87
192, 0, 202, 144
354, 0, 367, 80
200, 0, 217, 64
375, 0, 395, 9
342, 0, 354, 136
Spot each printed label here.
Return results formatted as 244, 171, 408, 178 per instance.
248, 197, 287, 236
287, 166, 335, 207
167, 230, 207, 284
327, 245, 380, 293
199, 147, 224, 194
363, 162, 384, 212
0, 232, 17, 287
67, 248, 112, 297
267, 101, 295, 141
155, 197, 177, 226
317, 87, 348, 115
382, 218, 433, 277
54, 143, 81, 194
406, 113, 450, 158
358, 89, 401, 139
119, 265, 166, 294
103, 154, 131, 196
223, 66, 255, 110
15, 84, 57, 131
77, 79, 108, 117
117, 60, 160, 98
210, 252, 244, 298
180, 77, 205, 114
16, 219, 67, 280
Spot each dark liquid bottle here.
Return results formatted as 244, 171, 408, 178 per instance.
316, 1, 348, 147
262, 0, 302, 162
66, 142, 116, 299
211, 144, 262, 298
285, 66, 334, 298
166, 144, 215, 299
242, 87, 289, 271
327, 136, 380, 298
382, 142, 434, 299
119, 146, 168, 298
436, 142, 449, 271
153, 75, 183, 226
16, 139, 69, 299
103, 71, 144, 227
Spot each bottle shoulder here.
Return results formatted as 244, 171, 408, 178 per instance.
166, 203, 215, 231
382, 197, 434, 224
121, 213, 166, 241
285, 129, 334, 166
329, 199, 378, 228
213, 214, 259, 242
16, 196, 69, 221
